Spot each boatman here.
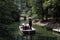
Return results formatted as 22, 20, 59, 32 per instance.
28, 17, 32, 29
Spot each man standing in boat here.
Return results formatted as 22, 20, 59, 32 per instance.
28, 17, 32, 29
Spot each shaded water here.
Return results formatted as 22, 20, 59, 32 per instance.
16, 34, 35, 40
16, 32, 58, 40
15, 20, 36, 40
14, 21, 59, 40
16, 32, 57, 40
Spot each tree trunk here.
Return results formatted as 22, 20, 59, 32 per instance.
45, 7, 48, 21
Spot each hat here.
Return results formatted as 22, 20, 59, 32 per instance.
22, 23, 25, 26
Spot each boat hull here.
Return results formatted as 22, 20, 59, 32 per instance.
19, 26, 36, 35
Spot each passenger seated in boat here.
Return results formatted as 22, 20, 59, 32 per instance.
25, 24, 30, 30
21, 23, 25, 30
21, 23, 30, 30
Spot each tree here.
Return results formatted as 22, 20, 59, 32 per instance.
0, 0, 20, 24
0, 0, 20, 40
53, 0, 60, 22
36, 0, 44, 20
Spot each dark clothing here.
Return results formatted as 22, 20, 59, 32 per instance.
24, 16, 26, 21
29, 19, 32, 29
24, 26, 30, 30
21, 26, 29, 30
21, 26, 25, 30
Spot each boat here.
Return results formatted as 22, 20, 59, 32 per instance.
19, 26, 36, 35
52, 28, 60, 32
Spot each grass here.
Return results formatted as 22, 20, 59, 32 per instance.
32, 25, 60, 40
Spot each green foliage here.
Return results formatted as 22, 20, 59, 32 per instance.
27, 0, 34, 7
0, 0, 20, 24
0, 22, 20, 40
35, 0, 43, 19
36, 0, 60, 21
0, 0, 20, 40
43, 0, 57, 9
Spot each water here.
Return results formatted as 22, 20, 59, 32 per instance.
16, 20, 58, 40
16, 20, 35, 40
16, 34, 34, 40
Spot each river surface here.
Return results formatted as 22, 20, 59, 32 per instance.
16, 20, 35, 40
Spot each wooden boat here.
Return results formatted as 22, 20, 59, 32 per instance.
52, 28, 60, 32
19, 26, 36, 35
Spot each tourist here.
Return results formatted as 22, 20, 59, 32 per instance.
21, 23, 25, 30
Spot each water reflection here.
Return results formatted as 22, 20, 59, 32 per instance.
16, 34, 23, 40
16, 32, 57, 40
18, 20, 58, 40
16, 33, 36, 40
